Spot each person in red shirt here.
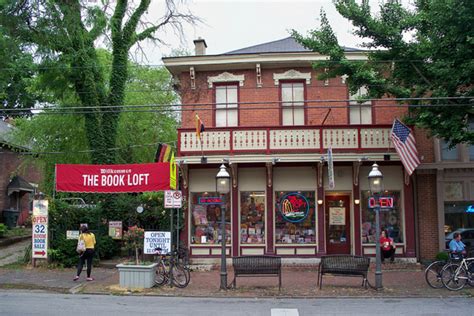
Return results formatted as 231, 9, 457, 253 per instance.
380, 229, 396, 263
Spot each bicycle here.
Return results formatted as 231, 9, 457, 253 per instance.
154, 247, 190, 288
424, 250, 456, 289
440, 255, 474, 291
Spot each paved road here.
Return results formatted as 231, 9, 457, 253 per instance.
0, 239, 29, 266
0, 291, 472, 315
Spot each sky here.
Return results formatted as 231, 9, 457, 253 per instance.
136, 0, 392, 65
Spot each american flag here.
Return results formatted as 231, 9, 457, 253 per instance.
391, 119, 420, 175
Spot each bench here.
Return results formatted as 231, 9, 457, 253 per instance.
231, 255, 282, 290
318, 255, 370, 289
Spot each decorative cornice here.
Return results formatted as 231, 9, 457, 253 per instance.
208, 72, 245, 88
273, 69, 311, 85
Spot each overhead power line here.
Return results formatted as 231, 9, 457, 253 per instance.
1, 96, 471, 115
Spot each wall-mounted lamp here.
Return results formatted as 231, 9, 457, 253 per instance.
354, 199, 360, 205
317, 199, 324, 205
272, 157, 281, 165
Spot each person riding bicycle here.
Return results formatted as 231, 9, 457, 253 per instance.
448, 232, 466, 260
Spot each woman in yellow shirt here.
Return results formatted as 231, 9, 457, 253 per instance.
74, 225, 96, 281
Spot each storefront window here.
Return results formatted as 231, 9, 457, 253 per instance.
444, 202, 474, 233
275, 191, 316, 244
240, 191, 265, 244
361, 191, 403, 243
190, 192, 231, 245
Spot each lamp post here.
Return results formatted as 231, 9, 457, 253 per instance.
216, 164, 230, 290
368, 162, 384, 290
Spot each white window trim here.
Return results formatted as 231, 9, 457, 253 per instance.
208, 72, 245, 88
273, 69, 311, 85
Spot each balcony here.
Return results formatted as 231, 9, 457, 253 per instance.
178, 125, 393, 157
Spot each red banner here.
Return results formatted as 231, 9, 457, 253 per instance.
55, 163, 172, 193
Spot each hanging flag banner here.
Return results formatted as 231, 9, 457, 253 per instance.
55, 163, 171, 193
169, 152, 177, 190
327, 147, 335, 189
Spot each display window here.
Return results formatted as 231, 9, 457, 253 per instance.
444, 201, 474, 233
240, 191, 265, 244
361, 191, 403, 243
275, 191, 316, 244
190, 192, 231, 245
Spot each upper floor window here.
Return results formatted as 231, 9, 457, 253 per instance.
349, 86, 372, 124
281, 82, 304, 126
215, 84, 238, 127
440, 139, 458, 160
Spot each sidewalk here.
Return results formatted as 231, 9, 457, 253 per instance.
1, 262, 473, 298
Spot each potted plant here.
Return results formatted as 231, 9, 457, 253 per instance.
116, 226, 157, 289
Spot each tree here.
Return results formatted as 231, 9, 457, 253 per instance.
0, 27, 38, 117
13, 51, 179, 194
292, 0, 474, 146
0, 0, 196, 163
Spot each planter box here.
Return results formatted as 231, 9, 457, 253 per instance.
116, 262, 158, 289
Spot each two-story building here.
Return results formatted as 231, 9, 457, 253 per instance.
163, 37, 417, 262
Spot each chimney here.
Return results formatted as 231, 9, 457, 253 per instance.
194, 38, 207, 56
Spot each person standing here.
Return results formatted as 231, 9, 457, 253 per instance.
74, 225, 96, 281
380, 229, 396, 263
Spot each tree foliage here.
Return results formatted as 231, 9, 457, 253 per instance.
0, 0, 195, 163
13, 51, 178, 194
292, 0, 473, 146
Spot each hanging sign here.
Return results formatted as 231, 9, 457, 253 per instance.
143, 231, 171, 254
55, 163, 171, 193
329, 207, 345, 225
328, 147, 335, 189
279, 192, 310, 223
108, 221, 123, 239
164, 190, 182, 208
169, 152, 177, 190
32, 200, 48, 259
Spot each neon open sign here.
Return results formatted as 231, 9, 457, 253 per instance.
368, 196, 394, 209
198, 197, 223, 205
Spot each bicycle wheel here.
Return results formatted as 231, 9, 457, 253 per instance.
155, 263, 167, 286
441, 263, 468, 291
171, 264, 190, 288
468, 261, 474, 287
424, 261, 446, 289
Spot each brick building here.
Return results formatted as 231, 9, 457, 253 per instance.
0, 120, 42, 227
163, 37, 419, 262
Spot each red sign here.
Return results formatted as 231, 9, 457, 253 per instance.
55, 163, 172, 193
368, 197, 394, 209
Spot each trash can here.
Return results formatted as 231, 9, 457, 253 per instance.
2, 209, 20, 229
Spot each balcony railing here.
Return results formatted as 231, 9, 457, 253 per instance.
178, 125, 392, 156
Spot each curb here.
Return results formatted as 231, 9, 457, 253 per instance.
0, 235, 30, 248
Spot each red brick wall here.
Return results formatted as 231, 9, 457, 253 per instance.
415, 128, 435, 163
0, 146, 43, 225
179, 67, 409, 129
417, 173, 439, 260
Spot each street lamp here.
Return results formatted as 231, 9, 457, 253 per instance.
216, 164, 230, 290
368, 162, 384, 290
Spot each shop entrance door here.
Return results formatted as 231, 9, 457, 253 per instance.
325, 195, 351, 254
